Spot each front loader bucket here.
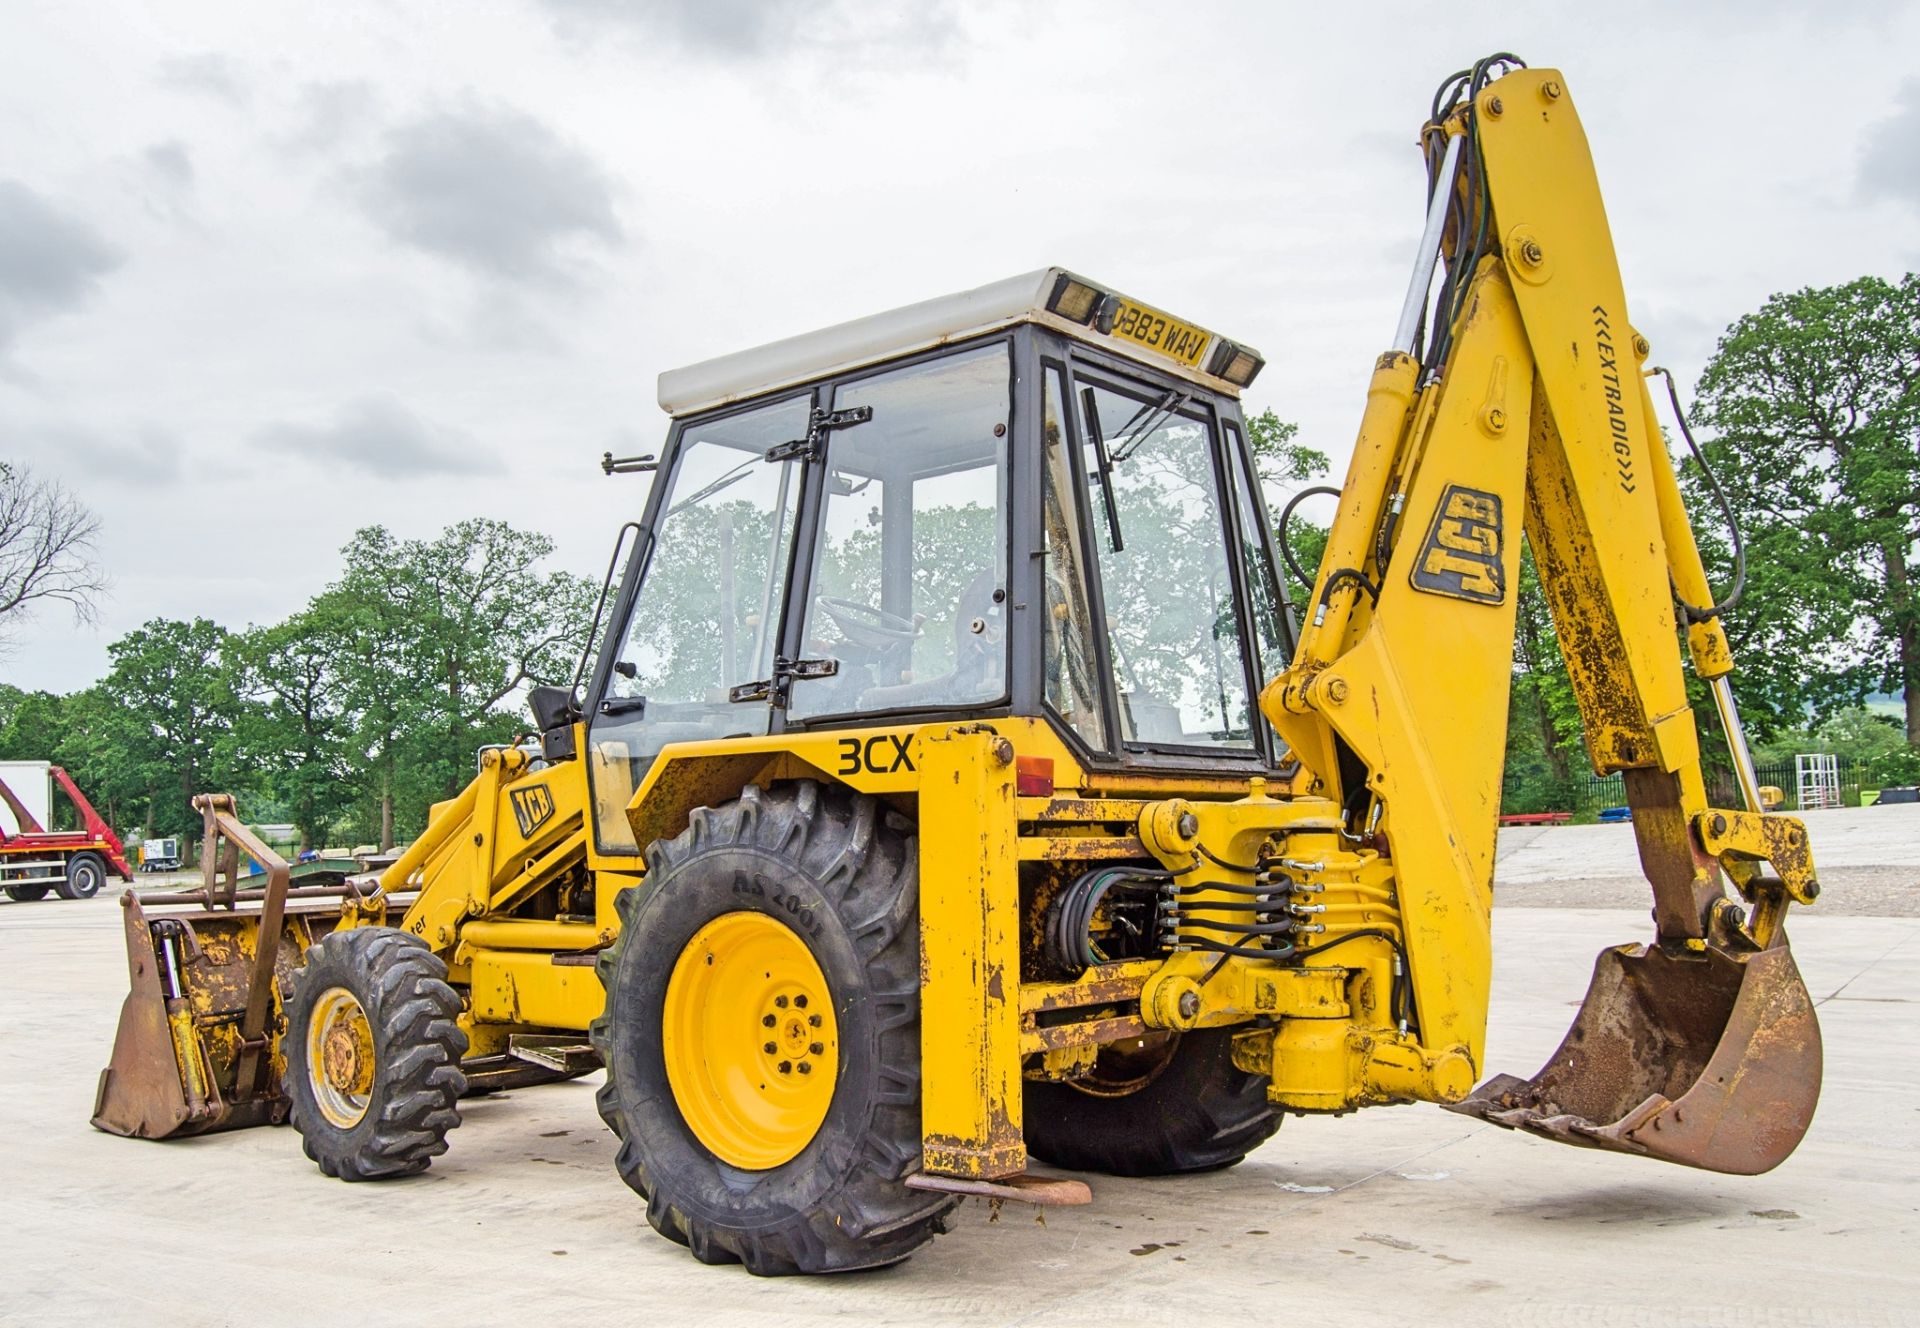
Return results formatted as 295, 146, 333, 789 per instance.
94, 893, 274, 1137
1448, 940, 1821, 1175
92, 795, 361, 1140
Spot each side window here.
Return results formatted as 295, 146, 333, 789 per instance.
587, 396, 809, 852
788, 345, 1011, 721
1224, 420, 1293, 681
1040, 364, 1106, 747
1076, 376, 1257, 749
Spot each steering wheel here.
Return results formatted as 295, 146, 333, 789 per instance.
816, 596, 922, 650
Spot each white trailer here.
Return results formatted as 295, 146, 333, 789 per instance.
0, 760, 52, 835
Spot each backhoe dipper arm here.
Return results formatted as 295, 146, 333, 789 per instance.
1261, 62, 1820, 1175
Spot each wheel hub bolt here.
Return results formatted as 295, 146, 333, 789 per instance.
809, 1041, 824, 1055
808, 1014, 822, 1028
794, 994, 808, 1009
798, 1063, 812, 1075
762, 1014, 776, 1027
764, 1042, 777, 1054
778, 1060, 792, 1074
775, 995, 788, 1008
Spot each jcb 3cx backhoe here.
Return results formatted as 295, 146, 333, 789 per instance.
93, 56, 1822, 1275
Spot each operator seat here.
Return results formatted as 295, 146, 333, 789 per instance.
856, 569, 1003, 711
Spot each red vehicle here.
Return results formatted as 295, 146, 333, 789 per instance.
0, 765, 133, 901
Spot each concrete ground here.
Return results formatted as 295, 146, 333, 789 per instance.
3, 820, 1916, 1326
1496, 802, 1920, 915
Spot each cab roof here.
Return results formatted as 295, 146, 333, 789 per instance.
656, 267, 1265, 418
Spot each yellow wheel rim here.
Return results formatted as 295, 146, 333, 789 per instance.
662, 911, 838, 1170
307, 986, 376, 1129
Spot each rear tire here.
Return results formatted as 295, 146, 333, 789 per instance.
1023, 1028, 1280, 1176
591, 781, 952, 1275
56, 851, 106, 900
284, 926, 468, 1181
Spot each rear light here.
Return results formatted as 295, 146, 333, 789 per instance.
1046, 274, 1105, 324
1015, 755, 1055, 798
1206, 339, 1266, 387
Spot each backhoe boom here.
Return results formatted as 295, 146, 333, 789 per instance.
1262, 61, 1820, 1172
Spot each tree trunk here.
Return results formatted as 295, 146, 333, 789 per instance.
380, 753, 395, 851
1881, 538, 1919, 745
1513, 579, 1574, 791
1530, 682, 1573, 785
1904, 621, 1918, 747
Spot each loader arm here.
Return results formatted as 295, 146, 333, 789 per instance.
1261, 61, 1820, 1173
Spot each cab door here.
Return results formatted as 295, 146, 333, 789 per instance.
585, 393, 812, 854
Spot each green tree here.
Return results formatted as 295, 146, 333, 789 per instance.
1246, 407, 1329, 489
225, 609, 355, 852
1687, 273, 1920, 744
88, 617, 239, 838
1754, 707, 1920, 787
1504, 549, 1585, 811
53, 685, 157, 835
0, 684, 68, 763
317, 576, 422, 851
326, 520, 597, 847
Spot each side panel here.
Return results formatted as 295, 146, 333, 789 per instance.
916, 728, 1024, 1178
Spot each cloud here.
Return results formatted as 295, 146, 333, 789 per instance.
36, 423, 185, 485
0, 181, 124, 355
143, 141, 194, 189
537, 0, 959, 60
351, 101, 622, 286
253, 394, 500, 478
155, 52, 249, 106
1858, 78, 1920, 211
284, 81, 382, 154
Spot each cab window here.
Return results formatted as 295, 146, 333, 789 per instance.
1075, 375, 1256, 749
787, 344, 1011, 721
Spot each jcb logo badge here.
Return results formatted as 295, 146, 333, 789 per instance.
509, 783, 556, 838
1410, 485, 1505, 605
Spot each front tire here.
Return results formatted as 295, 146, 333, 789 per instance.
591, 781, 952, 1276
284, 927, 468, 1180
56, 851, 106, 900
4, 884, 52, 902
1024, 1028, 1280, 1176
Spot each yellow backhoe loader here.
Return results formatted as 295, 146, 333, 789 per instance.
93, 55, 1823, 1275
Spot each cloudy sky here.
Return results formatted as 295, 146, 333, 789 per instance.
3, 0, 1917, 693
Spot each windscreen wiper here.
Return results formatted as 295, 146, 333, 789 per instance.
1107, 389, 1191, 464
1080, 387, 1127, 554
667, 459, 756, 517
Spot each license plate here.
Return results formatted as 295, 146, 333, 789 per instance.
1108, 300, 1211, 367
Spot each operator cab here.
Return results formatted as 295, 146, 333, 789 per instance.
585, 268, 1294, 851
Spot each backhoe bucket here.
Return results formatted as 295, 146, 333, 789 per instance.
1448, 939, 1820, 1175
91, 795, 361, 1140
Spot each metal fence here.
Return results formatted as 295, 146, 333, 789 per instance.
1505, 757, 1865, 819
1566, 759, 1862, 815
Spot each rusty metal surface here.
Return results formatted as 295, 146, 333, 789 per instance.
1019, 1014, 1149, 1056
1623, 768, 1723, 942
1018, 960, 1154, 1014
1014, 834, 1150, 862
1448, 939, 1821, 1175
905, 1172, 1093, 1207
92, 894, 197, 1138
93, 795, 345, 1140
